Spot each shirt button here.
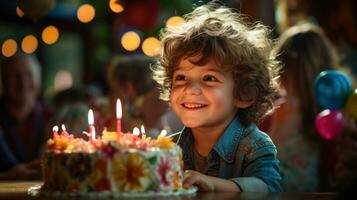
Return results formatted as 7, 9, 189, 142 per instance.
227, 153, 233, 161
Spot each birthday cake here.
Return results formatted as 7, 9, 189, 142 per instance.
38, 127, 192, 197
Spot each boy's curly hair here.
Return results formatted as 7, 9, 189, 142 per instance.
152, 2, 281, 125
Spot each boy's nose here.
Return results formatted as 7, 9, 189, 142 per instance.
184, 81, 202, 95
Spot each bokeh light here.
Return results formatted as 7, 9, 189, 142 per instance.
1, 39, 18, 57
109, 0, 124, 13
77, 4, 95, 23
166, 16, 184, 27
16, 6, 24, 18
54, 70, 73, 92
42, 25, 59, 45
21, 35, 38, 54
121, 31, 141, 51
142, 37, 161, 57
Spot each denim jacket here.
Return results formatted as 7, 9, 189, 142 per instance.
174, 116, 282, 192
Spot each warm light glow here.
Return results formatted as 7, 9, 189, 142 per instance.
166, 16, 184, 27
121, 31, 141, 51
52, 125, 59, 133
21, 35, 38, 54
16, 6, 24, 17
133, 127, 140, 136
61, 124, 66, 131
77, 4, 95, 23
116, 99, 122, 119
109, 0, 124, 13
88, 109, 94, 125
140, 125, 145, 134
160, 129, 167, 136
54, 70, 73, 92
142, 37, 161, 57
42, 25, 59, 45
2, 39, 17, 57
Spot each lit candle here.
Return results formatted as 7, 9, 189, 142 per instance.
61, 124, 68, 136
140, 125, 146, 139
133, 127, 140, 136
88, 109, 95, 141
116, 98, 122, 135
92, 126, 96, 141
159, 129, 167, 137
52, 125, 59, 139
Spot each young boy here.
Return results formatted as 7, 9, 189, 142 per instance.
153, 2, 281, 192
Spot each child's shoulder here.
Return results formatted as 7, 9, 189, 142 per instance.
235, 124, 277, 160
240, 124, 276, 149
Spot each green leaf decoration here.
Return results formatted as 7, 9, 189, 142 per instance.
148, 156, 158, 165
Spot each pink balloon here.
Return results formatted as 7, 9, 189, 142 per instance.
315, 109, 344, 140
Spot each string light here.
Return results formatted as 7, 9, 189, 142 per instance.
121, 31, 141, 51
77, 4, 95, 23
142, 37, 161, 57
42, 25, 59, 45
21, 35, 38, 54
1, 39, 17, 57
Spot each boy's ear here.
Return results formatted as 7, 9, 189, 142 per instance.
235, 99, 254, 108
236, 100, 254, 108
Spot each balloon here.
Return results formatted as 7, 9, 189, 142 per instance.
346, 89, 357, 120
314, 70, 352, 109
315, 109, 344, 140
18, 0, 56, 19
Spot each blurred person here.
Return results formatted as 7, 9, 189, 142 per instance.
310, 0, 357, 77
103, 54, 182, 136
275, 0, 312, 34
276, 0, 357, 78
0, 53, 51, 180
49, 87, 94, 139
268, 23, 339, 191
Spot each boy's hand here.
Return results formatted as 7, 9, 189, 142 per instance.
0, 160, 41, 180
183, 170, 215, 191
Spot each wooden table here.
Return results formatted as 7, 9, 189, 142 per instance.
0, 181, 338, 200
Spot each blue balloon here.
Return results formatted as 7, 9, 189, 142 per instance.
314, 70, 352, 109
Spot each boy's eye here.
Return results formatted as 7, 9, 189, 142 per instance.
203, 75, 218, 82
174, 74, 186, 81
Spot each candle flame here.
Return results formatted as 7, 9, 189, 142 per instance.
52, 125, 59, 132
160, 129, 167, 136
88, 109, 94, 125
140, 125, 145, 134
133, 127, 140, 136
61, 124, 66, 131
116, 98, 122, 119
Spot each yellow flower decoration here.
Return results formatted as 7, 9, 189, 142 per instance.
101, 129, 118, 143
111, 153, 151, 192
153, 135, 175, 149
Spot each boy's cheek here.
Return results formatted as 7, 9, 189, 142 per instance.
169, 88, 180, 102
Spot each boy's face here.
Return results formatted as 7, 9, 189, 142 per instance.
170, 55, 248, 129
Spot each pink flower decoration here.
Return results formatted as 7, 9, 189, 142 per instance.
157, 156, 172, 187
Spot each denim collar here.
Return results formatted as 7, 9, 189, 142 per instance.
177, 115, 244, 164
213, 115, 243, 164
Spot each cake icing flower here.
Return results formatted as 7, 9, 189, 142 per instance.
157, 155, 173, 188
111, 153, 151, 192
89, 158, 111, 191
152, 135, 175, 149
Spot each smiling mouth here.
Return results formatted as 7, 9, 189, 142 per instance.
182, 103, 207, 109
